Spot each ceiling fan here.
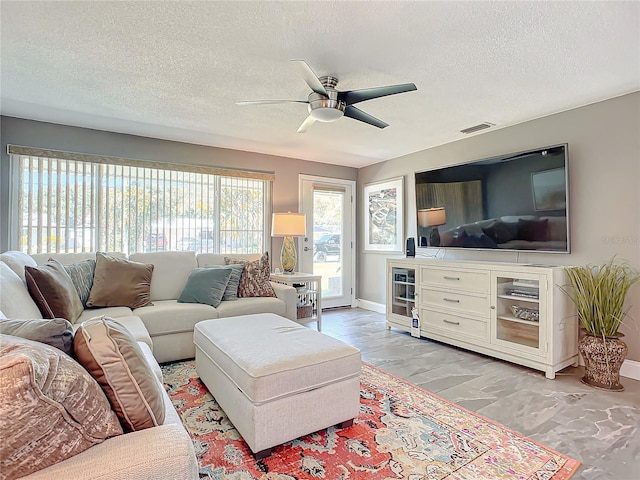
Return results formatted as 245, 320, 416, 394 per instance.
236, 60, 417, 133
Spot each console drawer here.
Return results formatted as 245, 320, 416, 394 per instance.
421, 267, 489, 293
419, 287, 490, 317
421, 308, 489, 340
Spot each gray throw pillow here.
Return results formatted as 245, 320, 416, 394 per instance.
61, 259, 96, 307
0, 318, 74, 355
177, 267, 233, 308
205, 264, 243, 301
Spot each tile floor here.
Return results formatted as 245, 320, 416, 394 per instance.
319, 307, 640, 480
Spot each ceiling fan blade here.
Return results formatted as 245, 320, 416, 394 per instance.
296, 114, 317, 133
291, 60, 328, 97
344, 106, 388, 129
340, 83, 417, 106
236, 100, 308, 106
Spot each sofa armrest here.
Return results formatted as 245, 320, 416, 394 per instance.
22, 423, 198, 480
270, 281, 297, 322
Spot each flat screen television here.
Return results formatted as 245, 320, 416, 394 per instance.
415, 144, 569, 253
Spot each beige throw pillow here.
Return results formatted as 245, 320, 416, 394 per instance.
24, 259, 84, 323
74, 317, 165, 432
225, 252, 276, 298
0, 335, 123, 479
86, 253, 154, 309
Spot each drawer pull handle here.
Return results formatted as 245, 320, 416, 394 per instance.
443, 298, 460, 303
443, 276, 460, 281
443, 319, 460, 325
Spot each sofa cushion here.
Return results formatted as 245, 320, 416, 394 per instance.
0, 262, 43, 319
197, 253, 261, 267
0, 250, 37, 282
74, 317, 165, 432
0, 318, 74, 355
226, 252, 276, 298
74, 314, 153, 350
215, 296, 287, 319
0, 335, 123, 479
87, 253, 154, 309
139, 341, 163, 383
134, 300, 218, 336
62, 259, 96, 307
178, 267, 232, 308
25, 259, 84, 322
77, 306, 134, 323
130, 251, 197, 301
206, 263, 244, 301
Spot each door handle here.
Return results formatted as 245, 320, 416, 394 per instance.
303, 246, 310, 252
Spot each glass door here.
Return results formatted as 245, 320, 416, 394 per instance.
299, 176, 355, 308
391, 267, 416, 317
492, 273, 546, 356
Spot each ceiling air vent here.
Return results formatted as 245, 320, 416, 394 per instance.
460, 122, 494, 134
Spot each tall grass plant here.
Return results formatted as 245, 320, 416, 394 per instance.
563, 258, 639, 337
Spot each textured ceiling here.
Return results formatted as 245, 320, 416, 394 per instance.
1, 1, 639, 168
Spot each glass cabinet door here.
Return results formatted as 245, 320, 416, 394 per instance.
391, 267, 416, 317
492, 273, 546, 356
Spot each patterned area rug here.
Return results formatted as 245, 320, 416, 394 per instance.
162, 361, 579, 480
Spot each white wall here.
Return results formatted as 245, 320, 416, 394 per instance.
357, 92, 640, 361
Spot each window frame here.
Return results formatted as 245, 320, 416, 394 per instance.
8, 145, 274, 255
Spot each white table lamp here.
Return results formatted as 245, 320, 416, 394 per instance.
271, 212, 307, 273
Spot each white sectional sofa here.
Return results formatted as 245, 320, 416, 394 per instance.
17, 342, 199, 480
5, 250, 297, 363
0, 250, 297, 480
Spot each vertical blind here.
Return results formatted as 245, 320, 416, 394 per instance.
9, 146, 273, 255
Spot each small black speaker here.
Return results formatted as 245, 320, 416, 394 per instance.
406, 237, 415, 257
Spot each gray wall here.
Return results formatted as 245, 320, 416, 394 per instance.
2, 93, 639, 361
357, 92, 640, 362
0, 116, 358, 263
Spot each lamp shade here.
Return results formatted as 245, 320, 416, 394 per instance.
271, 212, 307, 237
417, 207, 447, 227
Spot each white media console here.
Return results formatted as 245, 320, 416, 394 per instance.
386, 258, 579, 379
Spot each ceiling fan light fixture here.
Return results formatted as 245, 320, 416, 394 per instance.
308, 91, 345, 122
310, 107, 344, 122
238, 60, 417, 131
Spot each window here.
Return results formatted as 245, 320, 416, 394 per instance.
9, 146, 273, 255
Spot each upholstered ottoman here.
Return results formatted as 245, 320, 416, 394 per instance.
194, 313, 361, 458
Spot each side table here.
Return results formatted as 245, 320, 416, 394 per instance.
270, 272, 322, 331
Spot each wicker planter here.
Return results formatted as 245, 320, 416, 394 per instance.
578, 333, 627, 391
297, 305, 313, 319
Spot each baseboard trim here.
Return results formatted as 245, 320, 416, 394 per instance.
356, 299, 385, 314
620, 359, 640, 381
